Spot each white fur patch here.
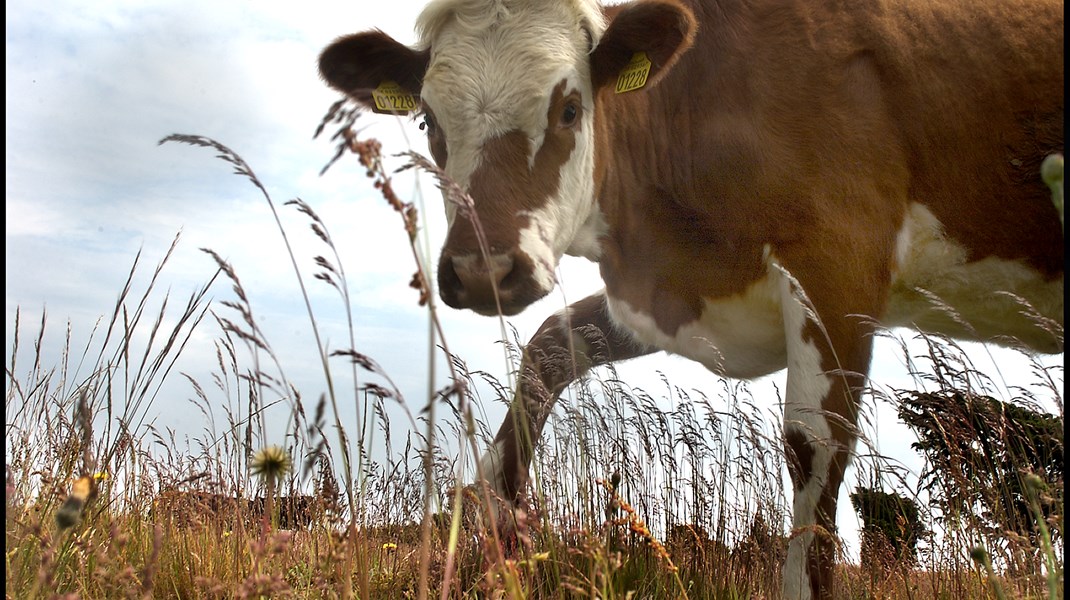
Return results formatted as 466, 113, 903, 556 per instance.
418, 5, 589, 183
886, 203, 1063, 352
605, 262, 787, 378
512, 69, 601, 282
516, 214, 561, 296
566, 205, 607, 260
783, 545, 814, 600
477, 437, 509, 497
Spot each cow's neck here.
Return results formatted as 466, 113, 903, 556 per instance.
563, 200, 607, 261
591, 81, 679, 245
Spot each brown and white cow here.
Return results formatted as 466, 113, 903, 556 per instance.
250, 494, 326, 529
318, 0, 1064, 597
150, 489, 256, 530
151, 490, 326, 530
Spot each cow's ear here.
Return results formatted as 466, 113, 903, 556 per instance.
590, 0, 696, 93
319, 30, 430, 109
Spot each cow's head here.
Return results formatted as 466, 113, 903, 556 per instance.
320, 0, 696, 315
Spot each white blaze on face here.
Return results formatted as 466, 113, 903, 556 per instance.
514, 70, 602, 289
416, 0, 607, 291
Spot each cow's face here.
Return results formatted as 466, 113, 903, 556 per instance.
320, 0, 695, 315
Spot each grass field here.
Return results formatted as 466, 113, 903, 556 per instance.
5, 130, 1063, 599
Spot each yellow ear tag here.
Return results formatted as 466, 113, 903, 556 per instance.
615, 52, 652, 94
371, 81, 418, 114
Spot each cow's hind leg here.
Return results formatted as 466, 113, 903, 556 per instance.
477, 291, 652, 507
777, 266, 875, 600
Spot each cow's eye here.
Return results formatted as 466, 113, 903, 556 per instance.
559, 102, 580, 128
419, 112, 437, 135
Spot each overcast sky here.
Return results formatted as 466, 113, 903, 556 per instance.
6, 0, 1062, 558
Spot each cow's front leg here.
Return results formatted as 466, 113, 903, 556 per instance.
477, 291, 653, 505
776, 265, 878, 600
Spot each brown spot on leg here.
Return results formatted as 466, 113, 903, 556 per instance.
785, 427, 815, 487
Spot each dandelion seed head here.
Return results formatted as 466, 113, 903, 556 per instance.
250, 446, 292, 480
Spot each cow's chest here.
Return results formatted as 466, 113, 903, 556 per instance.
605, 274, 789, 379
599, 214, 790, 378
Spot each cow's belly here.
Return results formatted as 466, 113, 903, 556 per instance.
884, 204, 1064, 354
601, 203, 1063, 374
605, 271, 788, 379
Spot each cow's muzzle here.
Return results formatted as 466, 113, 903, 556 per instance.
438, 250, 549, 316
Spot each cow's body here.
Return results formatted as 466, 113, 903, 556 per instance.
250, 494, 324, 529
151, 490, 324, 530
320, 0, 1064, 597
150, 489, 256, 529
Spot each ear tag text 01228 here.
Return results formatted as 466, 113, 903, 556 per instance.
615, 52, 652, 94
371, 81, 418, 114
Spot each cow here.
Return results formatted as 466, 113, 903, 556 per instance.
151, 489, 327, 530
249, 494, 326, 529
150, 489, 257, 530
317, 0, 1064, 597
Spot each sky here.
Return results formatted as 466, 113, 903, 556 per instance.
6, 0, 1063, 559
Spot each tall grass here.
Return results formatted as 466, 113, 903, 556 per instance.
5, 117, 1063, 598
